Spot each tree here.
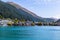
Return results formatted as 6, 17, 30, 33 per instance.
0, 15, 3, 19
14, 18, 19, 24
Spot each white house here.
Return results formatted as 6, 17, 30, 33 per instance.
0, 19, 13, 26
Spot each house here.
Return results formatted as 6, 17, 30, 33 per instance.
0, 19, 13, 26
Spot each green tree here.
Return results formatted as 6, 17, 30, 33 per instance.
14, 18, 19, 24
0, 15, 3, 19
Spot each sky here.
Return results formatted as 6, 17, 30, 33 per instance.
1, 0, 60, 18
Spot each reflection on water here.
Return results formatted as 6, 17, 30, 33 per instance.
0, 26, 60, 40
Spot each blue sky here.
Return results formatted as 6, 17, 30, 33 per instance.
2, 0, 60, 18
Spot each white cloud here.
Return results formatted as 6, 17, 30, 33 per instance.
52, 12, 60, 19
53, 15, 60, 19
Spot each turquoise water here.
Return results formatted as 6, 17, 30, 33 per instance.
0, 26, 60, 40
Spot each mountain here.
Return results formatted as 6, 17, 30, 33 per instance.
0, 1, 57, 22
7, 2, 44, 22
7, 2, 41, 18
8, 2, 57, 22
0, 1, 44, 22
43, 18, 57, 22
55, 19, 60, 23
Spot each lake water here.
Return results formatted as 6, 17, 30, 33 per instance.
0, 26, 60, 40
